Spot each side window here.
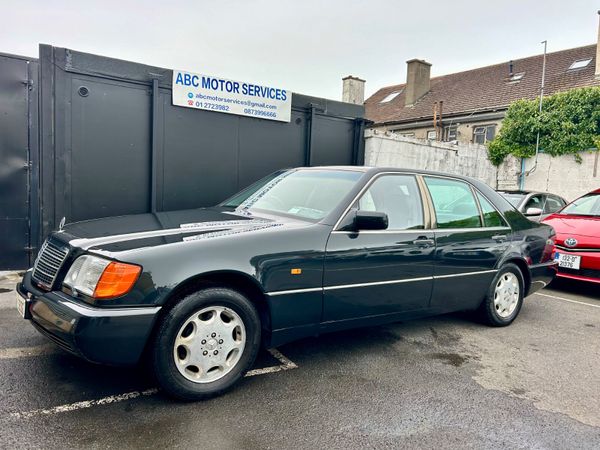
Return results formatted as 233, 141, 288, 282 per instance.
424, 177, 482, 228
476, 192, 507, 227
357, 175, 424, 230
544, 196, 564, 213
523, 195, 543, 212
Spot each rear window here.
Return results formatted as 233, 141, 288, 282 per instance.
500, 193, 526, 207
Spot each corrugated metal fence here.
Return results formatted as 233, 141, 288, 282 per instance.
0, 45, 365, 269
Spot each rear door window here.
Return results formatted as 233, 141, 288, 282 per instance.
424, 177, 482, 228
476, 192, 507, 227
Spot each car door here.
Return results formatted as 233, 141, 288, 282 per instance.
322, 173, 435, 326
423, 176, 511, 312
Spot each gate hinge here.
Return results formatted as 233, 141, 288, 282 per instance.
24, 246, 36, 253
22, 79, 33, 89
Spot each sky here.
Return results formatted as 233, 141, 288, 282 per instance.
1, 0, 598, 100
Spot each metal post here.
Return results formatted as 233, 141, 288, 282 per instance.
305, 105, 315, 166
150, 78, 159, 213
528, 40, 547, 177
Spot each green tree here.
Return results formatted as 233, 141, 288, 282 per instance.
488, 86, 600, 165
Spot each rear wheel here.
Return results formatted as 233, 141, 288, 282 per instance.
152, 287, 261, 400
478, 263, 525, 326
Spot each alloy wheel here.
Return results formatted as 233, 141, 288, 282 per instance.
493, 272, 520, 318
173, 306, 246, 383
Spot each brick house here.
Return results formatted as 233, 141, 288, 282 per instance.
343, 16, 600, 146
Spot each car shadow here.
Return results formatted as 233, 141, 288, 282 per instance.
546, 278, 600, 301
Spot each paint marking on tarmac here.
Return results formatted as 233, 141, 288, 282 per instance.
245, 348, 299, 377
10, 388, 160, 419
534, 292, 600, 309
9, 348, 298, 419
0, 345, 57, 360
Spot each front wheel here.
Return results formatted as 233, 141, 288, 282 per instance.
478, 263, 525, 326
151, 287, 261, 400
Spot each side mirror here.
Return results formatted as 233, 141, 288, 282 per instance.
525, 207, 543, 216
354, 211, 389, 230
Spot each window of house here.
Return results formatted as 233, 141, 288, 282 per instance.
424, 177, 482, 229
380, 90, 402, 103
427, 130, 437, 140
568, 59, 592, 70
357, 175, 424, 230
473, 125, 496, 144
507, 72, 525, 82
443, 125, 458, 142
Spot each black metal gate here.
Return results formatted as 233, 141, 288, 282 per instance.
0, 45, 365, 269
0, 53, 38, 269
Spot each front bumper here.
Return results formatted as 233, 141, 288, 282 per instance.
17, 272, 161, 365
554, 249, 600, 284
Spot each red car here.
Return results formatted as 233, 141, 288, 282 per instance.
542, 188, 600, 284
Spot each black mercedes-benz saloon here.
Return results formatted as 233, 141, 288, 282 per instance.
17, 167, 557, 399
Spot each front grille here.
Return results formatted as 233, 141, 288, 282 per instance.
559, 267, 600, 279
31, 239, 70, 290
556, 245, 600, 253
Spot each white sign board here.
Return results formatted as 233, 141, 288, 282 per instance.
172, 70, 291, 122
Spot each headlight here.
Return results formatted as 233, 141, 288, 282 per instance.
63, 255, 141, 299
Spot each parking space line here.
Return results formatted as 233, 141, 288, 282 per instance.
8, 348, 298, 419
0, 345, 57, 360
245, 348, 298, 377
10, 388, 159, 419
534, 292, 600, 309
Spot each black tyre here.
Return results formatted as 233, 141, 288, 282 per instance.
478, 263, 525, 326
152, 287, 261, 400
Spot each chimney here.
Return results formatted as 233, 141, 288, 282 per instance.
596, 10, 600, 78
405, 59, 431, 106
342, 76, 365, 104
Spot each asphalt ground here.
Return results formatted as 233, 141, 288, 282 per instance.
0, 272, 599, 449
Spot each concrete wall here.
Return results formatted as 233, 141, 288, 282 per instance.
365, 130, 598, 201
365, 129, 502, 187
522, 152, 600, 201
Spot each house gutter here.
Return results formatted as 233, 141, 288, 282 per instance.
371, 110, 506, 130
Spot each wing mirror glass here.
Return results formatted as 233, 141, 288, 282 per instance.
525, 207, 543, 216
354, 211, 389, 230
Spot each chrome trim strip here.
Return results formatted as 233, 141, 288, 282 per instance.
555, 245, 600, 253
61, 303, 162, 318
265, 287, 324, 296
331, 229, 427, 235
58, 298, 162, 318
266, 269, 499, 296
324, 276, 433, 291
431, 226, 511, 232
434, 269, 498, 279
529, 260, 559, 268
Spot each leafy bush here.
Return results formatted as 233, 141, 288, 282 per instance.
488, 86, 600, 165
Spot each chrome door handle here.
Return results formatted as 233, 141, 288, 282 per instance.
492, 234, 507, 242
413, 237, 435, 247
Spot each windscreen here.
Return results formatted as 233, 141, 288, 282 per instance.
221, 169, 363, 220
561, 193, 600, 217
